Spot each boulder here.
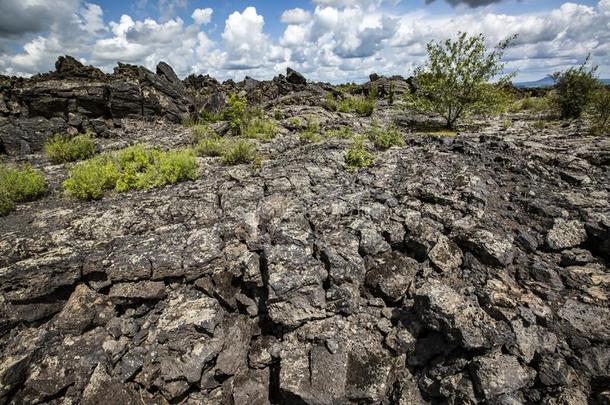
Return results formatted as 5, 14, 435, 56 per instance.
428, 234, 463, 272
546, 219, 587, 250
471, 352, 534, 400
286, 68, 307, 85
156, 61, 181, 85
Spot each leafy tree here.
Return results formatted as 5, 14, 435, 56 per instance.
552, 55, 601, 119
405, 32, 516, 128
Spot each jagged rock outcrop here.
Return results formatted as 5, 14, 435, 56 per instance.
0, 57, 195, 155
0, 59, 609, 404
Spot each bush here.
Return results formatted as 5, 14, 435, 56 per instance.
44, 133, 96, 163
222, 140, 257, 165
337, 96, 375, 116
242, 117, 277, 141
345, 136, 375, 169
64, 145, 197, 200
552, 56, 601, 119
509, 96, 552, 114
367, 125, 405, 150
587, 88, 610, 135
405, 32, 515, 128
299, 120, 321, 143
323, 126, 353, 139
325, 93, 338, 111
225, 93, 248, 135
195, 137, 226, 157
0, 164, 46, 215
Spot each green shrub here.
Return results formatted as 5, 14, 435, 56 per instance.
195, 137, 226, 157
200, 110, 225, 123
323, 126, 353, 139
0, 164, 46, 215
367, 125, 404, 150
587, 88, 610, 136
405, 32, 515, 128
337, 96, 375, 116
509, 96, 552, 114
325, 93, 338, 111
44, 133, 96, 163
288, 117, 303, 128
242, 117, 277, 141
222, 140, 257, 165
63, 156, 120, 200
345, 136, 375, 169
274, 110, 284, 120
299, 120, 321, 143
187, 122, 214, 141
63, 145, 197, 200
225, 93, 248, 135
552, 56, 601, 119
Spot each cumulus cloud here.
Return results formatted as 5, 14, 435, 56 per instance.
0, 0, 80, 38
280, 8, 312, 24
192, 8, 213, 25
425, 0, 505, 7
222, 7, 275, 69
0, 0, 609, 82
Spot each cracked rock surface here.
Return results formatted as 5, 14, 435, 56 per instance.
1, 59, 610, 404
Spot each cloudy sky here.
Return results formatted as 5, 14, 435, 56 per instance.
0, 0, 608, 83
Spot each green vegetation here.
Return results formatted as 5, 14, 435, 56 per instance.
299, 120, 321, 143
194, 136, 258, 165
194, 136, 226, 157
531, 120, 549, 130
200, 110, 225, 123
288, 117, 303, 128
63, 145, 197, 200
337, 96, 375, 117
587, 88, 610, 136
221, 139, 257, 165
345, 136, 375, 169
323, 126, 353, 139
367, 125, 405, 150
551, 56, 600, 119
325, 93, 338, 111
44, 133, 96, 164
0, 164, 46, 215
225, 93, 248, 135
508, 96, 553, 114
404, 32, 516, 128
242, 117, 278, 141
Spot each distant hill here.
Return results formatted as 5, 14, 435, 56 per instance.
515, 76, 610, 88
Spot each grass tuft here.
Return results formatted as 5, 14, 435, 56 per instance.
337, 96, 375, 116
367, 125, 404, 150
345, 136, 375, 169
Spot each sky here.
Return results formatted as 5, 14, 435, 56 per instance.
0, 0, 608, 83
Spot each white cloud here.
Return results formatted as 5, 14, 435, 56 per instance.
0, 0, 609, 83
192, 8, 213, 25
280, 8, 312, 24
222, 7, 276, 70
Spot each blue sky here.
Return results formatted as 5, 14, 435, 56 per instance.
0, 0, 608, 82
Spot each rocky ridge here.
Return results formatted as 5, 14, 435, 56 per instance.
0, 58, 609, 404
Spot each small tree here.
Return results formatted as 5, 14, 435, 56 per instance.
405, 32, 516, 128
552, 56, 601, 119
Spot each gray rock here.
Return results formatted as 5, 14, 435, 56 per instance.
471, 352, 534, 400
459, 228, 515, 267
546, 219, 587, 250
108, 281, 166, 301
558, 299, 610, 342
286, 68, 307, 85
365, 251, 419, 303
428, 234, 463, 272
414, 280, 504, 350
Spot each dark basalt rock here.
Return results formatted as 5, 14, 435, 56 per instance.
286, 67, 307, 85
0, 57, 609, 405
